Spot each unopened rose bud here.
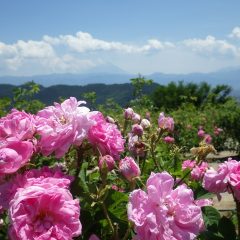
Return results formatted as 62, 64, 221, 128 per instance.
132, 124, 143, 136
119, 157, 140, 181
140, 119, 151, 129
163, 136, 175, 144
197, 129, 205, 138
204, 134, 212, 144
106, 116, 115, 124
99, 155, 115, 171
158, 112, 174, 132
89, 234, 100, 240
132, 113, 141, 123
214, 127, 223, 136
124, 108, 134, 120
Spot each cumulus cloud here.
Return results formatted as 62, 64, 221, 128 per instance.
0, 38, 95, 75
183, 35, 240, 57
229, 26, 240, 39
0, 30, 239, 76
43, 32, 174, 53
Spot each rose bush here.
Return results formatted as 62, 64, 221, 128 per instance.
0, 96, 238, 240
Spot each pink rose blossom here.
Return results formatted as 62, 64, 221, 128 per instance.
0, 166, 73, 211
158, 112, 174, 132
88, 112, 125, 160
0, 109, 36, 141
163, 136, 175, 144
99, 155, 115, 171
128, 172, 206, 240
36, 97, 93, 158
197, 129, 205, 138
0, 140, 33, 176
182, 160, 196, 170
203, 159, 239, 197
204, 134, 212, 144
119, 157, 140, 181
191, 162, 209, 181
8, 181, 81, 239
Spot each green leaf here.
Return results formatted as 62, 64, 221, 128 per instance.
218, 216, 236, 240
203, 206, 221, 227
106, 190, 128, 222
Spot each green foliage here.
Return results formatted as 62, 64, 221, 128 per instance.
151, 81, 233, 111
199, 207, 237, 240
12, 81, 45, 113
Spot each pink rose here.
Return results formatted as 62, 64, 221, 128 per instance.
197, 129, 205, 138
0, 140, 33, 176
8, 183, 81, 239
158, 112, 174, 132
182, 160, 196, 170
0, 109, 36, 141
203, 159, 239, 197
119, 157, 140, 181
191, 162, 209, 181
88, 112, 125, 160
0, 166, 72, 211
204, 134, 212, 144
163, 136, 175, 144
128, 172, 206, 239
36, 97, 94, 158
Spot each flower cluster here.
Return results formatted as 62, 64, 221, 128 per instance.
0, 110, 35, 176
182, 159, 209, 181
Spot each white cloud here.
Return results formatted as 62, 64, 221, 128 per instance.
0, 38, 94, 75
43, 32, 174, 53
229, 26, 240, 39
183, 35, 240, 57
0, 30, 239, 76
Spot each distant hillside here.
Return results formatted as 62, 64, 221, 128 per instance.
0, 66, 240, 96
0, 83, 159, 107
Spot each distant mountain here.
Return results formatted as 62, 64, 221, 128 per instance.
0, 83, 159, 107
0, 66, 240, 96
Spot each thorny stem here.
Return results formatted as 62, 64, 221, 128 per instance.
236, 200, 240, 238
122, 223, 132, 240
229, 185, 240, 237
70, 146, 84, 195
101, 202, 115, 236
150, 138, 163, 171
174, 169, 191, 188
122, 119, 129, 136
75, 146, 84, 178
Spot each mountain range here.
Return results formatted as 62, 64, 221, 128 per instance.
0, 66, 240, 96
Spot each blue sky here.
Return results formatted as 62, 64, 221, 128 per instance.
0, 0, 240, 76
